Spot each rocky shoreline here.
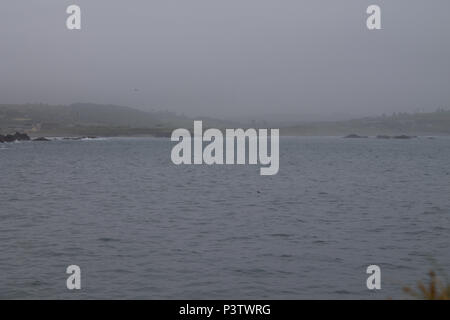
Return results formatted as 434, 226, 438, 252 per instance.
344, 133, 418, 139
0, 132, 98, 143
0, 131, 431, 143
0, 132, 31, 143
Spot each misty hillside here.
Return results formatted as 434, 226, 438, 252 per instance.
1, 103, 450, 136
0, 103, 237, 136
0, 103, 186, 127
283, 110, 450, 136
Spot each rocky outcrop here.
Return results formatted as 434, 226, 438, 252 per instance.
4, 134, 16, 142
0, 132, 102, 143
393, 135, 416, 139
0, 132, 31, 143
32, 137, 51, 141
0, 132, 99, 143
13, 132, 31, 141
344, 134, 368, 138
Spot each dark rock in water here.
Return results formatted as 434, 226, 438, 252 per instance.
33, 137, 51, 141
0, 132, 31, 142
4, 134, 16, 142
63, 137, 82, 140
13, 132, 31, 141
344, 134, 368, 138
393, 135, 415, 139
376, 135, 391, 139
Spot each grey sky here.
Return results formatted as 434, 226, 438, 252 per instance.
1, 0, 449, 119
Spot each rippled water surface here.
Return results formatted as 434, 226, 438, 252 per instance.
0, 137, 449, 299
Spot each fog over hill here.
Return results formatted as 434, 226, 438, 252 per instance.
0, 103, 236, 136
1, 103, 450, 137
1, 1, 449, 119
283, 109, 450, 136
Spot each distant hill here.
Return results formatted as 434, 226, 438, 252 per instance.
1, 103, 449, 136
282, 110, 450, 136
0, 103, 233, 137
